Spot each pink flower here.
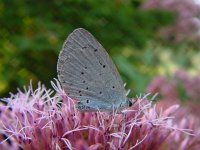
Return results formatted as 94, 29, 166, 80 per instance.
0, 79, 196, 150
146, 70, 200, 149
142, 0, 200, 42
147, 69, 200, 116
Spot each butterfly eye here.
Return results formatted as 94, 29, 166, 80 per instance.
128, 101, 133, 107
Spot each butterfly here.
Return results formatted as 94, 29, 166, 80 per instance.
57, 28, 132, 111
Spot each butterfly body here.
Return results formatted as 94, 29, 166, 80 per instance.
76, 96, 130, 112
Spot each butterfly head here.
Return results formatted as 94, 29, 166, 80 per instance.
128, 99, 133, 107
119, 97, 135, 109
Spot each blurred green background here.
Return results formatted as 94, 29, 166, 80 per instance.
1, 0, 200, 98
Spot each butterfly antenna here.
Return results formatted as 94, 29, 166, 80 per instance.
123, 83, 127, 87
126, 89, 130, 96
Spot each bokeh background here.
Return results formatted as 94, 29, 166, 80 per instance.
1, 0, 200, 103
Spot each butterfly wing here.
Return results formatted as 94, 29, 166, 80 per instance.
57, 28, 127, 110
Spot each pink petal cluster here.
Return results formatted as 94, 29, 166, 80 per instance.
0, 79, 196, 150
147, 69, 200, 115
147, 70, 200, 149
142, 0, 200, 42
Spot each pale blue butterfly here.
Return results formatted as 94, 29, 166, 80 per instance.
57, 28, 132, 111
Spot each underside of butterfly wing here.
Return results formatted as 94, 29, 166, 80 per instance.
57, 28, 128, 110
